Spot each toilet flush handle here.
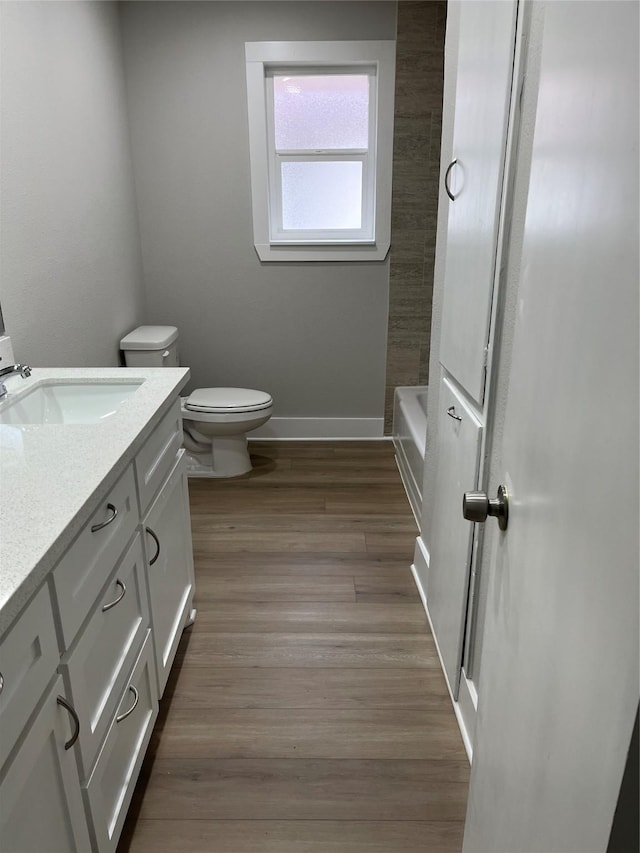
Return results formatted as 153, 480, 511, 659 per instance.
161, 350, 170, 360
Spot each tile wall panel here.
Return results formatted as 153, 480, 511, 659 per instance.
385, 1, 446, 432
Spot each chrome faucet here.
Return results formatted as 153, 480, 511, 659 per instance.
0, 364, 32, 400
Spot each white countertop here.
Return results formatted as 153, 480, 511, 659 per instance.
0, 367, 190, 636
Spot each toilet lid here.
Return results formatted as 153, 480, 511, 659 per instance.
185, 387, 273, 413
120, 326, 178, 350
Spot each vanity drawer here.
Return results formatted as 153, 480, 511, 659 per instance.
59, 534, 150, 779
53, 465, 138, 650
134, 398, 182, 515
84, 633, 157, 853
0, 584, 59, 772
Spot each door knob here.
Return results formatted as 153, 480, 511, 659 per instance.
463, 485, 509, 530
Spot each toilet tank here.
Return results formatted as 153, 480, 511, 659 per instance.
120, 325, 179, 367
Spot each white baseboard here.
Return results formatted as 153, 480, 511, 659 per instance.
393, 439, 422, 526
413, 535, 430, 578
410, 560, 428, 609
457, 668, 478, 755
250, 417, 384, 440
410, 548, 473, 764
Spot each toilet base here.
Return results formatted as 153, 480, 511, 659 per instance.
184, 435, 252, 478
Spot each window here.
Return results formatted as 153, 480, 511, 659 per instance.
245, 41, 396, 261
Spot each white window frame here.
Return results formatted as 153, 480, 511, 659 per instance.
245, 40, 396, 262
266, 65, 376, 243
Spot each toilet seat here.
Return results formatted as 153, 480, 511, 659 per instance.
184, 387, 273, 414
180, 387, 273, 477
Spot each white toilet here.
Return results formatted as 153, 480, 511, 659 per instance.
120, 326, 273, 478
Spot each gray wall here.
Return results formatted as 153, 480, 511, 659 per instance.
120, 1, 397, 418
0, 1, 145, 367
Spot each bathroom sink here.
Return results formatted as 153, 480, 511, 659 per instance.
0, 381, 143, 425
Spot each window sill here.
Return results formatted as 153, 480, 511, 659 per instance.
254, 240, 390, 262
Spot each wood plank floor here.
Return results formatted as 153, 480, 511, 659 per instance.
118, 441, 469, 853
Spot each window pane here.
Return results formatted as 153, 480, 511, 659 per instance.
281, 161, 362, 230
274, 74, 369, 151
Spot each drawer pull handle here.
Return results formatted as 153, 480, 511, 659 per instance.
102, 579, 126, 612
444, 158, 458, 201
146, 526, 161, 566
57, 696, 80, 750
91, 503, 118, 533
447, 406, 462, 422
116, 685, 139, 723
0, 671, 4, 696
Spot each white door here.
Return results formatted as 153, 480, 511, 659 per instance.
428, 375, 482, 696
463, 3, 639, 852
439, 0, 517, 405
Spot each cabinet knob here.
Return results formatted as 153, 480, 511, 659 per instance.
463, 485, 509, 530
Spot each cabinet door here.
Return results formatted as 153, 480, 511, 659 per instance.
0, 584, 60, 772
439, 0, 518, 404
427, 376, 482, 697
0, 678, 91, 853
143, 450, 195, 696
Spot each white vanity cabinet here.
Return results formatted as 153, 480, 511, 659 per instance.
0, 383, 195, 852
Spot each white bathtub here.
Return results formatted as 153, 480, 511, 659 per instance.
392, 386, 428, 523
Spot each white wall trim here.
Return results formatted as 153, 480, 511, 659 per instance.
245, 39, 395, 262
410, 554, 473, 763
250, 416, 384, 440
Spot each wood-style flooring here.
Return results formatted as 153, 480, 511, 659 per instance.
118, 441, 469, 852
